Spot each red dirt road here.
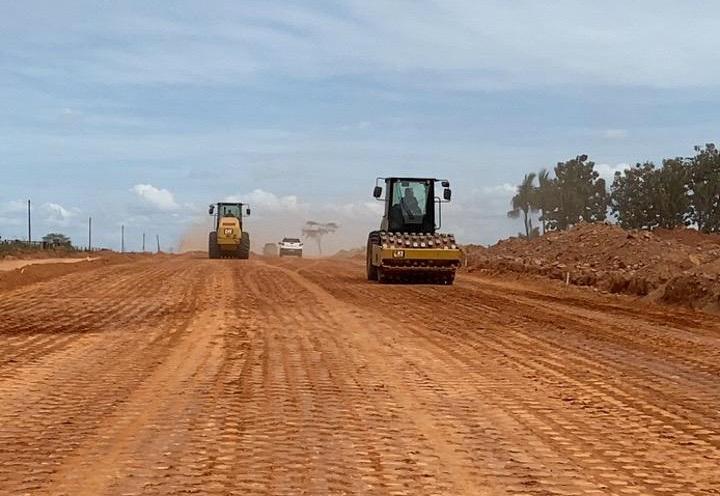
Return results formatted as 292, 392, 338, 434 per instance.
1, 255, 719, 495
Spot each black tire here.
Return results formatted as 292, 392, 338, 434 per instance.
366, 231, 380, 281
208, 232, 220, 259
238, 232, 250, 259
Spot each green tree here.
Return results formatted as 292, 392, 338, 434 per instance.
508, 173, 538, 239
611, 158, 691, 230
302, 221, 339, 255
535, 168, 554, 234
610, 162, 658, 229
689, 144, 720, 232
42, 233, 72, 247
545, 155, 607, 231
655, 158, 691, 229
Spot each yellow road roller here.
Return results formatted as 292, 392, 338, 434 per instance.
208, 202, 251, 259
366, 177, 461, 284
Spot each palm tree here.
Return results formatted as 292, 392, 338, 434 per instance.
508, 173, 538, 239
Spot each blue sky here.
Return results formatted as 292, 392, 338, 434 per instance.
2, 1, 720, 252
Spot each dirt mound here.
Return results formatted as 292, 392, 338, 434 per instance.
0, 253, 149, 292
462, 244, 488, 267
333, 247, 365, 260
465, 223, 720, 311
653, 227, 720, 247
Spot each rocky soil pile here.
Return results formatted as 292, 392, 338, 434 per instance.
0, 252, 152, 292
464, 223, 720, 311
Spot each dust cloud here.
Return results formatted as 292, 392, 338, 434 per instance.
178, 211, 372, 256
177, 222, 212, 253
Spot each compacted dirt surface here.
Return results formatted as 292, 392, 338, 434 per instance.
1, 254, 719, 495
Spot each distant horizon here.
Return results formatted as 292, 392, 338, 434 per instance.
3, 1, 720, 253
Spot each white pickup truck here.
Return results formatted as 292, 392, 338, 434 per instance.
278, 237, 303, 257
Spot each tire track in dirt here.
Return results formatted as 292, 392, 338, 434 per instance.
228, 265, 424, 494
430, 280, 720, 437
49, 309, 226, 494
0, 257, 205, 494
387, 281, 720, 436
317, 263, 720, 422
0, 259, 191, 379
2, 255, 719, 495
267, 262, 587, 494
45, 264, 246, 496
288, 257, 720, 495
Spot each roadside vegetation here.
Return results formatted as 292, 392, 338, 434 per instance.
0, 232, 79, 258
508, 143, 720, 238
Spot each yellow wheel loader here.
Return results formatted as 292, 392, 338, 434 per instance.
208, 202, 251, 259
366, 177, 461, 284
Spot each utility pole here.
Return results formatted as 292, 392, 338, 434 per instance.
142, 232, 146, 252
88, 217, 92, 251
156, 234, 160, 253
27, 200, 31, 243
121, 225, 125, 253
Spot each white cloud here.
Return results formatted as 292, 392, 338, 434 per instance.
226, 189, 304, 213
5, 2, 720, 89
0, 200, 80, 235
595, 163, 629, 183
132, 184, 179, 211
41, 202, 78, 225
478, 183, 516, 196
332, 200, 384, 219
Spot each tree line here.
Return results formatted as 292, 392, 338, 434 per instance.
507, 144, 720, 238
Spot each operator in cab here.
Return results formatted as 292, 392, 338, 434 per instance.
401, 187, 422, 216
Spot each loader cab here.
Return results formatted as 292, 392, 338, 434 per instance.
373, 177, 452, 234
209, 202, 251, 230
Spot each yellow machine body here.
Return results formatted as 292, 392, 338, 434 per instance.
370, 232, 461, 273
217, 217, 242, 249
208, 202, 251, 259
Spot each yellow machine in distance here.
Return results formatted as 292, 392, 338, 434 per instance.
208, 202, 251, 259
366, 177, 461, 284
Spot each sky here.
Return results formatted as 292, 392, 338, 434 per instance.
2, 1, 720, 253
